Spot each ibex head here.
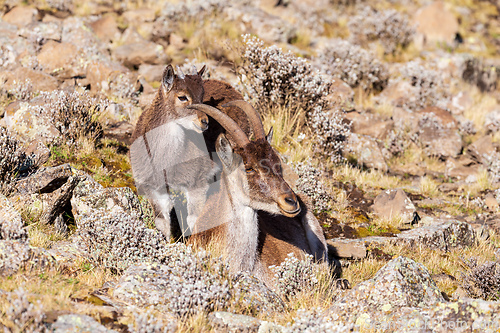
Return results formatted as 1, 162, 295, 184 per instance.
188, 101, 301, 217
158, 64, 208, 132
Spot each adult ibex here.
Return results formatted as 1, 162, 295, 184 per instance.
130, 64, 218, 239
188, 101, 328, 278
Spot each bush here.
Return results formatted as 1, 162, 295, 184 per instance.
286, 309, 339, 333
239, 35, 330, 115
270, 253, 319, 299
77, 210, 173, 272
348, 6, 415, 54
128, 309, 177, 333
315, 39, 389, 92
36, 89, 107, 146
293, 160, 332, 212
460, 257, 500, 301
0, 127, 35, 195
3, 288, 46, 333
114, 244, 231, 317
397, 61, 448, 111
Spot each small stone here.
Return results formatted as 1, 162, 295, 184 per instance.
484, 193, 499, 211
327, 239, 367, 259
344, 133, 388, 172
51, 314, 118, 333
372, 189, 416, 220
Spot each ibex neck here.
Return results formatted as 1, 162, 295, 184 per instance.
221, 173, 259, 273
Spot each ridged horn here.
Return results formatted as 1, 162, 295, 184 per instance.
176, 65, 185, 79
187, 104, 250, 147
222, 100, 266, 140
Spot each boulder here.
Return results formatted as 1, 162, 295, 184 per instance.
138, 63, 164, 83
327, 239, 367, 259
413, 1, 459, 47
417, 107, 462, 159
5, 101, 60, 144
445, 158, 483, 180
467, 135, 497, 166
3, 67, 59, 92
0, 194, 27, 241
122, 9, 156, 24
345, 133, 388, 172
85, 60, 130, 93
2, 6, 38, 28
88, 15, 120, 43
344, 112, 394, 140
113, 41, 166, 68
18, 21, 62, 43
37, 40, 85, 79
327, 257, 445, 324
13, 164, 73, 195
372, 189, 416, 220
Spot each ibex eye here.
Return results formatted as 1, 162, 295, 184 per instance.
178, 95, 188, 102
246, 168, 255, 174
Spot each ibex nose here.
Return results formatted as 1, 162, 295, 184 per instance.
278, 193, 301, 217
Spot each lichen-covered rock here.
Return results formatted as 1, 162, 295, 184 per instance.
326, 256, 445, 324
0, 240, 54, 276
209, 312, 261, 333
0, 194, 26, 241
51, 314, 118, 333
112, 245, 231, 317
359, 299, 500, 332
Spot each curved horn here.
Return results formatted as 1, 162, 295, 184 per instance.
222, 100, 266, 140
188, 104, 250, 147
176, 65, 185, 79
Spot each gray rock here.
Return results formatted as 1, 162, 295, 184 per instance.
209, 311, 261, 333
371, 299, 500, 332
0, 240, 54, 276
0, 194, 26, 241
13, 164, 73, 195
345, 133, 388, 172
372, 189, 416, 220
51, 314, 118, 333
327, 257, 445, 324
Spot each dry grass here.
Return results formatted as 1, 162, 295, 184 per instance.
419, 176, 440, 197
463, 86, 498, 134
330, 163, 402, 191
341, 258, 387, 287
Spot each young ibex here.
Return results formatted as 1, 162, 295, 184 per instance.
188, 101, 328, 278
130, 64, 218, 239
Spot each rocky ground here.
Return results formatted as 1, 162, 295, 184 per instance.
1, 0, 500, 331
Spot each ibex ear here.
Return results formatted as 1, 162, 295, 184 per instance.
162, 65, 175, 94
216, 134, 234, 168
197, 65, 207, 77
266, 126, 274, 144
